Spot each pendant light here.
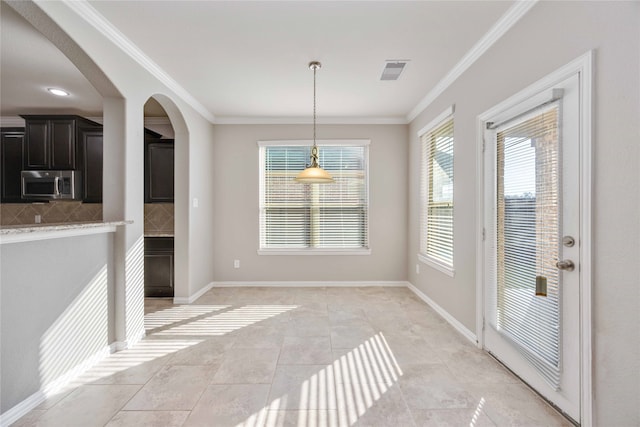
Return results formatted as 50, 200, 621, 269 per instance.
295, 61, 334, 183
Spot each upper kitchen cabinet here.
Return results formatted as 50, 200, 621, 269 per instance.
81, 127, 161, 203
79, 128, 103, 203
145, 139, 174, 203
21, 115, 100, 170
0, 128, 26, 203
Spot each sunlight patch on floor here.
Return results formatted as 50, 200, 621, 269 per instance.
75, 339, 204, 384
471, 397, 486, 426
153, 305, 298, 336
145, 305, 230, 332
262, 332, 403, 427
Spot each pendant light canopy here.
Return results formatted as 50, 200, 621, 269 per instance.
295, 61, 334, 184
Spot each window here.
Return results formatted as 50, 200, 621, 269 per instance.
259, 140, 369, 254
418, 108, 454, 274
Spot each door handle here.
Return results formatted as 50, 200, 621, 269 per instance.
54, 177, 61, 196
556, 260, 575, 271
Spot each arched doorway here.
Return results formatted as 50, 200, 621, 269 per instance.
143, 95, 189, 306
6, 2, 194, 349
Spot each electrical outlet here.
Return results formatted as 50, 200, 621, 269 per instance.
35, 215, 41, 224
193, 198, 199, 208
416, 263, 420, 274
234, 259, 240, 269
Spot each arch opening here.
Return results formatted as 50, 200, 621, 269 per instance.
143, 94, 190, 306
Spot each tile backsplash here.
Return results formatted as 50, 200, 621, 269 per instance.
144, 203, 174, 235
1, 202, 175, 232
0, 202, 103, 226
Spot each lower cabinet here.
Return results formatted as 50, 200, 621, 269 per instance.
144, 237, 174, 297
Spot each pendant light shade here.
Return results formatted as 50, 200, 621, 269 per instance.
295, 61, 334, 184
294, 167, 335, 183
295, 146, 335, 183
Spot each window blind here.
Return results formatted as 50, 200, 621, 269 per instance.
260, 143, 368, 250
492, 104, 561, 388
420, 118, 454, 268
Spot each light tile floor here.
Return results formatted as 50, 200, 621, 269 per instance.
13, 287, 571, 426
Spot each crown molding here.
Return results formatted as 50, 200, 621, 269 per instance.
406, 0, 538, 122
215, 116, 408, 125
1, 113, 405, 127
61, 0, 216, 124
0, 116, 172, 127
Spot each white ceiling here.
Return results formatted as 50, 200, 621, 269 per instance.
1, 1, 514, 122
0, 1, 103, 117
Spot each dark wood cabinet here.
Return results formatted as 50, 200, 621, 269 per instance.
24, 120, 48, 169
21, 115, 99, 170
145, 139, 174, 203
50, 120, 75, 169
24, 118, 74, 169
0, 128, 26, 203
4, 116, 168, 204
80, 129, 103, 203
144, 237, 174, 297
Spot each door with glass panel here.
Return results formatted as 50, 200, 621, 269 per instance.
483, 73, 581, 422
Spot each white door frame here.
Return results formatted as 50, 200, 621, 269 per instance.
475, 51, 593, 426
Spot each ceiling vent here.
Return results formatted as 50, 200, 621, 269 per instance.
380, 60, 409, 81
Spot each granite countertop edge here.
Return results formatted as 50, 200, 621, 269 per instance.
0, 220, 133, 235
144, 232, 175, 238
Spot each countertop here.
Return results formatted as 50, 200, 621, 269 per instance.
144, 232, 174, 238
0, 220, 132, 244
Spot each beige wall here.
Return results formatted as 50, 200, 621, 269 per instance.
211, 124, 408, 282
407, 2, 639, 424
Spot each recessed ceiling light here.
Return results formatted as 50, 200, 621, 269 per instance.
47, 88, 70, 97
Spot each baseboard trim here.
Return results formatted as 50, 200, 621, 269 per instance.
174, 282, 215, 304
210, 281, 409, 288
111, 327, 145, 353
407, 282, 477, 345
127, 330, 146, 349
0, 344, 112, 427
0, 390, 45, 427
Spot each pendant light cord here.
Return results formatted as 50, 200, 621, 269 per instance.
294, 61, 333, 183
313, 64, 317, 147
310, 62, 319, 166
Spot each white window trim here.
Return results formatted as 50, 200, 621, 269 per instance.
258, 139, 371, 147
417, 253, 455, 277
416, 105, 455, 140
258, 139, 371, 255
417, 105, 455, 274
258, 248, 372, 256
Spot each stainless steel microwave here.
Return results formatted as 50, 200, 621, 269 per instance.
21, 170, 81, 201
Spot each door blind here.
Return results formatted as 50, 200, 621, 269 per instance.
260, 144, 368, 250
492, 104, 562, 388
420, 118, 454, 267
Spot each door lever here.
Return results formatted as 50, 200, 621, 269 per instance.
556, 260, 575, 271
